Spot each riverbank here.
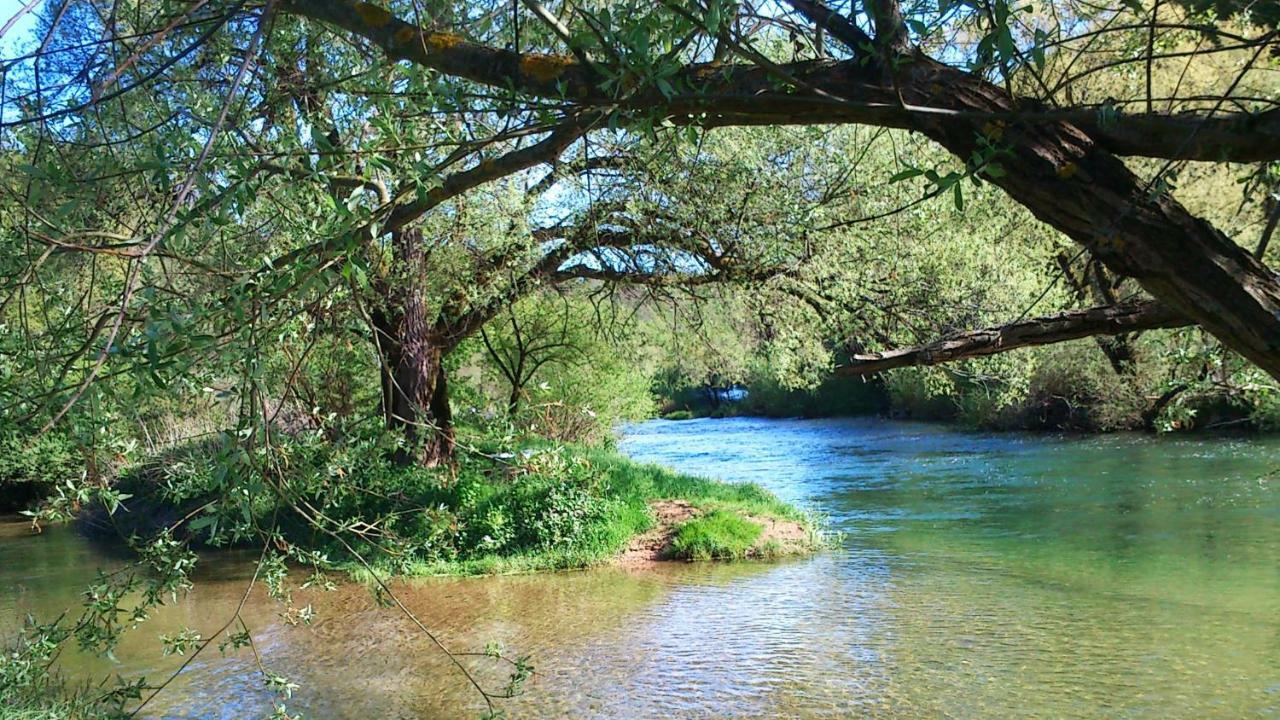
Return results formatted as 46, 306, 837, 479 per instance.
662, 388, 1280, 434
658, 363, 1280, 434
71, 432, 821, 580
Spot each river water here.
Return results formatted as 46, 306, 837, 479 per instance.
3, 417, 1280, 718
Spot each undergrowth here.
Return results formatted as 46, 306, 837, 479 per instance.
92, 426, 813, 579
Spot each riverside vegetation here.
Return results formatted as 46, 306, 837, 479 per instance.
2, 416, 820, 720
4, 0, 1280, 716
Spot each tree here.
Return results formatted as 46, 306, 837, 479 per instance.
0, 3, 790, 465
270, 0, 1280, 376
479, 291, 589, 415
5, 0, 1280, 459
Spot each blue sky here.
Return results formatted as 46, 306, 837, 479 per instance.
1, 0, 39, 54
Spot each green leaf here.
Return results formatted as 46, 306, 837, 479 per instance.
997, 28, 1016, 63
889, 168, 923, 184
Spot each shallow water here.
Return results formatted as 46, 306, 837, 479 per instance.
4, 417, 1280, 718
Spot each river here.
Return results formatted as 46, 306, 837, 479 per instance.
3, 417, 1279, 718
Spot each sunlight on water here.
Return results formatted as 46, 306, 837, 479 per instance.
4, 418, 1280, 718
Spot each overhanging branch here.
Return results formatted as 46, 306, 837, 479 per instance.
836, 299, 1191, 376
278, 0, 1280, 163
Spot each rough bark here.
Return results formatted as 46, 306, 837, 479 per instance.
837, 299, 1190, 376
372, 228, 456, 466
896, 55, 1280, 380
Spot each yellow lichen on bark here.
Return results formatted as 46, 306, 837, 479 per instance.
423, 32, 463, 53
520, 54, 576, 82
393, 26, 416, 45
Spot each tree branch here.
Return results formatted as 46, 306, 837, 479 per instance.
279, 0, 1280, 163
836, 299, 1190, 376
783, 0, 873, 51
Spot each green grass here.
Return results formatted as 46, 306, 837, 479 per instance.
105, 430, 820, 580
669, 510, 764, 560
351, 446, 816, 579
0, 706, 78, 720
0, 682, 110, 720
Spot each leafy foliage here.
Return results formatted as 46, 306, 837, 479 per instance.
0, 424, 81, 512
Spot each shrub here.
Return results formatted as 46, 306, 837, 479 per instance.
0, 424, 82, 512
507, 477, 611, 551
670, 510, 764, 560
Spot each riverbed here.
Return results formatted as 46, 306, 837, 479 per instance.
4, 417, 1279, 718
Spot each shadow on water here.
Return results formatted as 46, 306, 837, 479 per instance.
4, 417, 1280, 718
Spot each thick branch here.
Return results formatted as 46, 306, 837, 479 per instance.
279, 0, 1280, 163
866, 0, 910, 54
1066, 107, 1280, 163
836, 300, 1190, 376
528, 155, 630, 195
262, 115, 590, 277
386, 116, 594, 231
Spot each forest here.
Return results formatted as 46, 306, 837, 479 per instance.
2, 0, 1280, 717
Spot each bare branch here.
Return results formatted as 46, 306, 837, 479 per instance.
837, 300, 1190, 376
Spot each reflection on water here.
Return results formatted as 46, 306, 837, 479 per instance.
4, 417, 1280, 718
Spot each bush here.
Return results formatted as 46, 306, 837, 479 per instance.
670, 510, 764, 560
738, 371, 888, 418
469, 447, 613, 553
656, 362, 889, 419
882, 341, 1156, 431
104, 431, 624, 568
0, 425, 82, 512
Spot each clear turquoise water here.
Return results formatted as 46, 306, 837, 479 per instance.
3, 417, 1279, 718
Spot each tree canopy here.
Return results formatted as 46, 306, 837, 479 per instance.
5, 0, 1280, 715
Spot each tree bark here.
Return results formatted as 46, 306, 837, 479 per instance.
837, 299, 1190, 375
897, 55, 1280, 380
282, 0, 1280, 163
372, 228, 456, 466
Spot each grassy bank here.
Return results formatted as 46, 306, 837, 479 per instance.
91, 430, 820, 579
348, 445, 820, 578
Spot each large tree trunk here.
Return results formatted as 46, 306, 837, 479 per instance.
900, 56, 1280, 379
372, 228, 456, 466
